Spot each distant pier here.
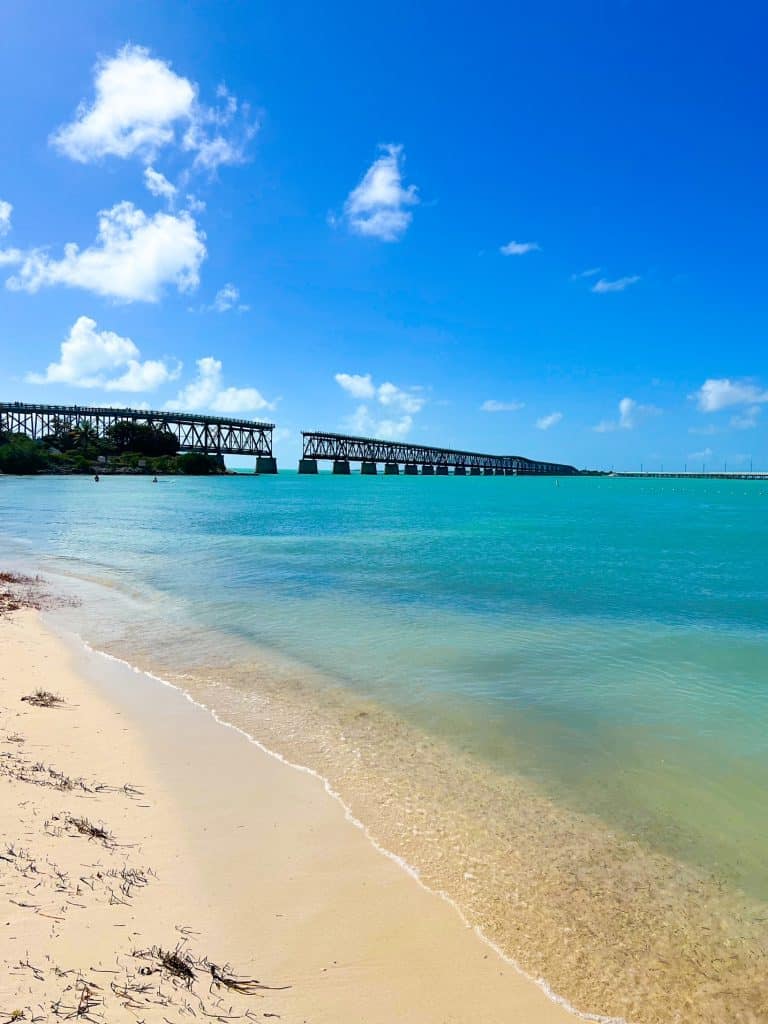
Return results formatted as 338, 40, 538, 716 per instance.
299, 431, 578, 476
612, 471, 768, 480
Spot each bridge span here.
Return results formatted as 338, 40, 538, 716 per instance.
300, 431, 578, 475
0, 402, 277, 471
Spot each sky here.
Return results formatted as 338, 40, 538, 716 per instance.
1, 0, 767, 471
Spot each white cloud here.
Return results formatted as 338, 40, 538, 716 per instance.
51, 45, 196, 162
186, 194, 206, 214
536, 411, 563, 430
335, 372, 425, 437
5, 201, 206, 302
0, 248, 22, 266
50, 45, 256, 173
377, 381, 425, 414
592, 275, 640, 294
25, 315, 180, 391
212, 283, 243, 312
167, 356, 275, 413
335, 373, 375, 399
731, 406, 761, 430
343, 144, 419, 242
594, 396, 660, 432
0, 200, 12, 236
500, 240, 539, 256
144, 166, 177, 201
481, 399, 525, 413
692, 378, 768, 412
571, 267, 601, 280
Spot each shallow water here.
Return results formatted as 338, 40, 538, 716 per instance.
2, 472, 768, 1021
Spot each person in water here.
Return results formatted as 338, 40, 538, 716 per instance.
152, 475, 158, 483
94, 474, 99, 482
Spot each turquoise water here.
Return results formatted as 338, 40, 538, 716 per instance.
2, 472, 768, 899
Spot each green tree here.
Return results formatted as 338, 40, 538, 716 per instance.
0, 435, 48, 474
178, 452, 219, 474
105, 421, 178, 456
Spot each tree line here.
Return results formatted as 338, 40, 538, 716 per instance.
0, 418, 223, 475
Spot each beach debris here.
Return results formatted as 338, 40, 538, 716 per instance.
0, 571, 45, 616
207, 962, 290, 996
21, 689, 65, 708
45, 813, 115, 847
51, 977, 103, 1021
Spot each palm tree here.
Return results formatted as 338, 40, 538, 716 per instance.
70, 422, 100, 456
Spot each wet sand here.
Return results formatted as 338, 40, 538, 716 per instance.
0, 608, 578, 1023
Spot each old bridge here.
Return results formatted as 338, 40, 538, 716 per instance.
1, 403, 578, 476
300, 431, 577, 475
0, 402, 277, 472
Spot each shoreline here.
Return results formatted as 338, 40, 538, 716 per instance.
1, 606, 579, 1023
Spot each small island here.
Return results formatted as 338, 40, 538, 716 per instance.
0, 417, 225, 475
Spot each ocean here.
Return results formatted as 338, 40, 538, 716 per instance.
2, 471, 767, 1022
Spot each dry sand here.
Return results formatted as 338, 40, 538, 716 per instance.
0, 607, 580, 1024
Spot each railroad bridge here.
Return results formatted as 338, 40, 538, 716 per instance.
300, 431, 577, 475
0, 402, 277, 472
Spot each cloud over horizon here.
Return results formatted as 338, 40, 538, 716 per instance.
26, 315, 180, 391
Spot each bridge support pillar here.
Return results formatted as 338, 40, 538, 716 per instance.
505, 468, 517, 476
436, 465, 449, 476
333, 460, 351, 475
421, 464, 434, 475
384, 462, 399, 475
361, 461, 377, 475
495, 468, 506, 476
404, 464, 418, 475
298, 458, 318, 474
256, 456, 278, 474
453, 465, 466, 475
470, 467, 482, 476
484, 467, 495, 476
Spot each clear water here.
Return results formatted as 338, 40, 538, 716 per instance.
2, 472, 767, 892
2, 472, 768, 1022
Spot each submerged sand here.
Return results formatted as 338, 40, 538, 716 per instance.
0, 608, 579, 1023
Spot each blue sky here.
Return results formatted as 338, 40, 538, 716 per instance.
1, 1, 767, 470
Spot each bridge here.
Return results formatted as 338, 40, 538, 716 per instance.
0, 402, 277, 471
299, 431, 578, 475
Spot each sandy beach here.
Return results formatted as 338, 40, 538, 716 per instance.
0, 599, 579, 1023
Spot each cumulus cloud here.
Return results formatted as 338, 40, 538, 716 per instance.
335, 371, 425, 438
536, 411, 563, 430
167, 356, 275, 413
335, 373, 376, 399
5, 201, 206, 302
481, 399, 525, 412
51, 45, 256, 173
592, 275, 640, 294
594, 396, 660, 432
144, 166, 177, 201
342, 144, 419, 241
500, 240, 539, 256
0, 200, 12, 236
26, 315, 180, 391
692, 378, 768, 412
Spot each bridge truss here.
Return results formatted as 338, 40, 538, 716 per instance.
0, 403, 275, 457
302, 431, 577, 474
